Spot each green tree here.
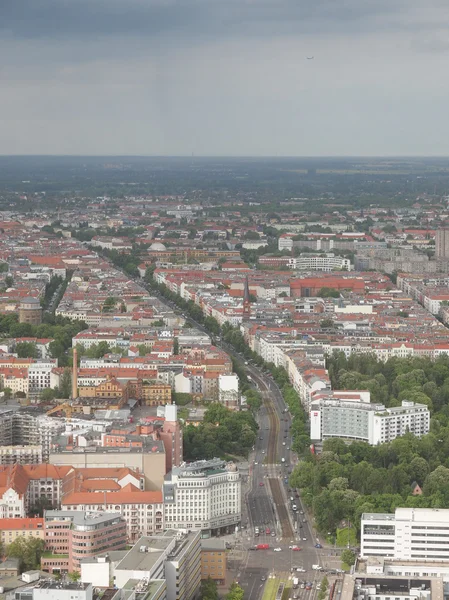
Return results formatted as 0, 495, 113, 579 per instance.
341, 549, 356, 567
59, 368, 72, 399
68, 571, 81, 582
225, 583, 245, 600
173, 337, 179, 355
200, 577, 219, 600
29, 496, 54, 517
15, 341, 39, 359
7, 537, 45, 571
40, 388, 56, 402
320, 318, 335, 329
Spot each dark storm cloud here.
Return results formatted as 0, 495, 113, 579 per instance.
0, 0, 425, 43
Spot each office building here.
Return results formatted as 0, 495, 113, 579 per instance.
310, 396, 430, 445
115, 530, 201, 600
361, 508, 449, 560
340, 573, 442, 600
42, 510, 127, 574
163, 458, 241, 536
15, 581, 92, 600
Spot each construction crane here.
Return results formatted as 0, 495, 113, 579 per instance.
46, 403, 73, 419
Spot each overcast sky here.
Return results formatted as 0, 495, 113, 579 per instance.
2, 0, 449, 156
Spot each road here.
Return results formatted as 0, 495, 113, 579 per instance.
141, 286, 324, 598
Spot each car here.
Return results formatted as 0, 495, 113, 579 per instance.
254, 462, 258, 465
262, 450, 265, 454
306, 585, 312, 590
259, 482, 264, 486
259, 436, 263, 440
282, 442, 286, 446
261, 576, 266, 581
265, 528, 271, 535
293, 546, 302, 551
315, 543, 322, 549
271, 531, 276, 537
302, 537, 307, 541
299, 510, 304, 515
273, 547, 282, 552
300, 584, 305, 589
316, 585, 322, 590
287, 447, 290, 450
284, 435, 287, 438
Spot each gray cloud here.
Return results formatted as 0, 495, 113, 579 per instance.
1, 0, 441, 42
1, 0, 449, 155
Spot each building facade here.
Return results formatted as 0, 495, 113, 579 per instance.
42, 510, 127, 573
436, 228, 449, 259
163, 459, 241, 536
361, 508, 449, 560
310, 397, 430, 445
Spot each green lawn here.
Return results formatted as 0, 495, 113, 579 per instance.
42, 552, 69, 559
262, 578, 292, 600
262, 578, 280, 600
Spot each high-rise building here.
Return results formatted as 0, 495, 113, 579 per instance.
436, 228, 449, 259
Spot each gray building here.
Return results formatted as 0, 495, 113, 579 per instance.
114, 530, 201, 600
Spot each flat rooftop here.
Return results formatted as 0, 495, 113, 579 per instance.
45, 510, 122, 527
116, 537, 173, 572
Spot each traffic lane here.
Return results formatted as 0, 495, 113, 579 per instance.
248, 494, 274, 531
238, 567, 268, 600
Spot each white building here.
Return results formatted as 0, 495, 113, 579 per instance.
288, 253, 353, 272
16, 582, 92, 600
310, 397, 430, 445
218, 374, 239, 408
163, 459, 241, 536
28, 360, 59, 393
361, 508, 449, 561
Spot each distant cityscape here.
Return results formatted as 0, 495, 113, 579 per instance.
2, 156, 449, 600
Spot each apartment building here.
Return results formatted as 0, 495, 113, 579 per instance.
114, 530, 201, 600
200, 539, 227, 584
163, 459, 241, 536
50, 440, 167, 491
42, 510, 127, 573
310, 397, 430, 445
0, 408, 65, 461
0, 445, 42, 465
0, 464, 72, 517
288, 254, 353, 272
361, 508, 449, 560
0, 517, 44, 547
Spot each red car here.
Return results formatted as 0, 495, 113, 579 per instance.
265, 528, 271, 535
259, 482, 264, 487
292, 546, 302, 551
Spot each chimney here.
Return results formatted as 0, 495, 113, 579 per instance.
72, 348, 78, 399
